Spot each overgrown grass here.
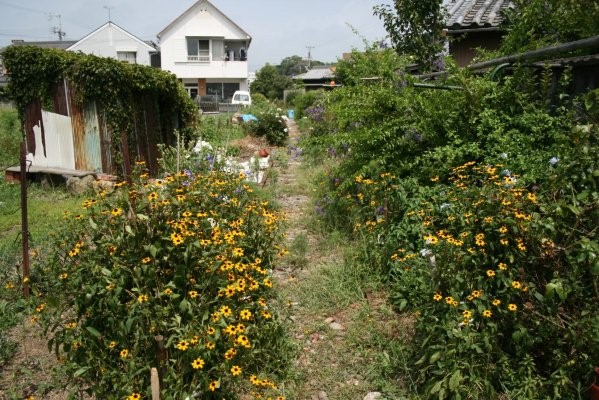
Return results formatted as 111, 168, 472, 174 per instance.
0, 108, 20, 170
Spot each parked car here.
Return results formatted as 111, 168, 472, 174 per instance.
231, 90, 251, 106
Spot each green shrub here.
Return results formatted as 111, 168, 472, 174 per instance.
36, 165, 290, 399
0, 108, 21, 169
242, 109, 288, 147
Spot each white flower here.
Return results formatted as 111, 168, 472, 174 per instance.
284, 128, 289, 133
440, 203, 451, 210
500, 152, 508, 159
549, 156, 559, 166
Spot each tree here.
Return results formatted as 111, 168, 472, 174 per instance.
250, 64, 293, 100
500, 0, 599, 54
373, 0, 445, 71
277, 55, 325, 77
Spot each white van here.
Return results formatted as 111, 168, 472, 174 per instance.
231, 90, 252, 106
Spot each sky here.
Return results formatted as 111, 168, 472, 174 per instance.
0, 0, 390, 72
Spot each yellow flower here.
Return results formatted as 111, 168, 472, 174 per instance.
471, 290, 482, 298
127, 393, 141, 400
486, 270, 496, 277
208, 380, 219, 391
137, 294, 149, 303
120, 349, 129, 358
65, 322, 77, 329
482, 310, 492, 318
224, 348, 237, 360
163, 288, 173, 295
433, 293, 443, 301
108, 341, 117, 349
239, 309, 252, 320
511, 281, 522, 289
188, 291, 198, 299
111, 207, 123, 216
148, 192, 158, 201
462, 310, 472, 319
141, 257, 151, 264
176, 340, 189, 351
233, 247, 244, 257
170, 232, 184, 246
220, 305, 232, 317
191, 357, 205, 369
205, 341, 216, 350
231, 365, 242, 376
498, 263, 507, 270
492, 299, 501, 306
508, 303, 518, 312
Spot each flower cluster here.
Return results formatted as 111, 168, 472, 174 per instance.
38, 164, 288, 399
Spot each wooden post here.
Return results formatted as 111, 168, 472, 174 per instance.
151, 368, 160, 400
20, 142, 30, 297
154, 335, 166, 381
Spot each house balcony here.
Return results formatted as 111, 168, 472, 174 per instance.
171, 59, 248, 79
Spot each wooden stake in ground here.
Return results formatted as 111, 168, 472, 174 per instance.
151, 368, 160, 400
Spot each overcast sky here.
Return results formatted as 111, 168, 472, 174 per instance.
0, 0, 390, 71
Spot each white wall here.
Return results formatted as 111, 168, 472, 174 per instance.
159, 2, 250, 80
70, 24, 153, 66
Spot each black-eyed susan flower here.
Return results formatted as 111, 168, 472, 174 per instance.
120, 349, 129, 358
433, 293, 443, 301
508, 303, 518, 312
111, 208, 123, 216
483, 310, 492, 318
486, 270, 496, 277
188, 291, 198, 299
511, 281, 522, 289
208, 380, 219, 391
191, 357, 205, 369
239, 309, 252, 320
230, 365, 242, 376
176, 340, 189, 351
492, 299, 501, 306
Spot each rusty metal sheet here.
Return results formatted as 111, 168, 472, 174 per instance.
24, 99, 43, 156
83, 102, 102, 172
69, 84, 87, 171
51, 79, 70, 116
98, 107, 115, 175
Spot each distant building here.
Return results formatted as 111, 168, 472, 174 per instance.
292, 65, 338, 91
67, 22, 157, 66
157, 0, 252, 101
445, 0, 513, 66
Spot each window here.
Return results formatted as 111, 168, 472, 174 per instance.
187, 38, 210, 62
117, 51, 137, 64
206, 82, 240, 101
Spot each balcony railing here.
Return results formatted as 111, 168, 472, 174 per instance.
187, 51, 210, 63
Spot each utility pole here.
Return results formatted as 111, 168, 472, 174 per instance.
305, 45, 315, 69
48, 13, 65, 41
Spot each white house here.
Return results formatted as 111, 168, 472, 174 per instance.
67, 22, 157, 66
157, 0, 251, 101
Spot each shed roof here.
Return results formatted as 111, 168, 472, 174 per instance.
293, 65, 335, 81
67, 21, 157, 52
445, 0, 513, 31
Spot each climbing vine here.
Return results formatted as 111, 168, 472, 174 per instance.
0, 45, 197, 173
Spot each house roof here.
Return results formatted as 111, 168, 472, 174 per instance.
9, 40, 77, 50
445, 0, 513, 31
293, 65, 335, 81
67, 21, 157, 52
157, 0, 251, 46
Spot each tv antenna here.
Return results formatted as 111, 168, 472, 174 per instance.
103, 6, 114, 21
48, 13, 65, 41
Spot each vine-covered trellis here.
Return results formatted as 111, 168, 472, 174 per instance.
1, 45, 198, 176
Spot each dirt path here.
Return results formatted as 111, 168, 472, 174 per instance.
273, 120, 411, 400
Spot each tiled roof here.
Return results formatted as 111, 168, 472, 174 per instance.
445, 0, 513, 30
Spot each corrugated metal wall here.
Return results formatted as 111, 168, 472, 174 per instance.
23, 79, 173, 176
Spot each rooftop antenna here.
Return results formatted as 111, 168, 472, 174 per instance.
103, 5, 114, 21
48, 13, 66, 41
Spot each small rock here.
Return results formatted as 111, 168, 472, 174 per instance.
324, 317, 335, 324
364, 392, 383, 400
329, 322, 344, 331
317, 391, 329, 400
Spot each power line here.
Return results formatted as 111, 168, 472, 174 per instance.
0, 0, 48, 15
